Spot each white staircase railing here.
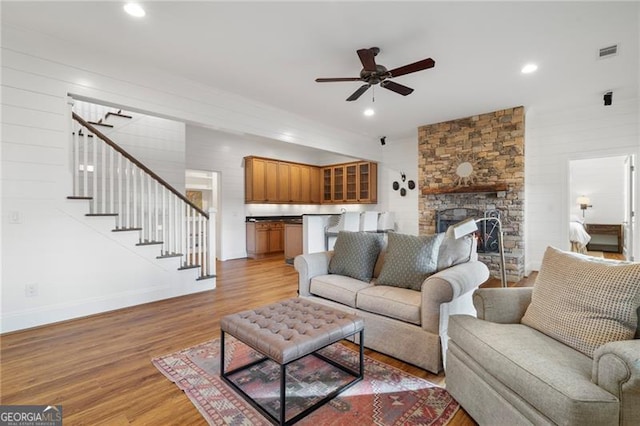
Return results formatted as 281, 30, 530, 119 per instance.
71, 112, 215, 280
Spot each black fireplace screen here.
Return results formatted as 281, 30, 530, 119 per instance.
436, 208, 501, 253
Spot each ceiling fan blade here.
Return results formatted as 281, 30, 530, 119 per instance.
381, 80, 414, 96
346, 84, 371, 102
357, 48, 377, 72
315, 77, 362, 82
387, 58, 435, 77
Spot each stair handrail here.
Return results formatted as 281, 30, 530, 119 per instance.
72, 112, 208, 218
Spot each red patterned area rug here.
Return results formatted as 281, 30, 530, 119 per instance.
152, 337, 459, 425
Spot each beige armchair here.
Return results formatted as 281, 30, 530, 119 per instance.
447, 269, 640, 426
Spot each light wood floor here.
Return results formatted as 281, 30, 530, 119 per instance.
0, 251, 589, 425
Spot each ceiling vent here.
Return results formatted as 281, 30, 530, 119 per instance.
598, 44, 618, 59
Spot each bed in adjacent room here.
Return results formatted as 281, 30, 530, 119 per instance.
569, 215, 591, 254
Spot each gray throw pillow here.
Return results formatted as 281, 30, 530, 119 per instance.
328, 231, 384, 282
521, 246, 640, 358
376, 232, 445, 290
437, 228, 474, 271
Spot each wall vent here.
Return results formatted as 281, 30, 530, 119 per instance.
598, 44, 618, 59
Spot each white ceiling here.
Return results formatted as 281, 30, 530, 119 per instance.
3, 1, 639, 140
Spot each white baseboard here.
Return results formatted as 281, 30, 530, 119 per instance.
1, 277, 215, 334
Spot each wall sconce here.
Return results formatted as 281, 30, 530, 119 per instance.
577, 196, 592, 217
392, 172, 416, 197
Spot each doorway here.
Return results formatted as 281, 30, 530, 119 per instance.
186, 169, 221, 259
568, 155, 635, 261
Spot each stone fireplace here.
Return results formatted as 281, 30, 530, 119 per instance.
418, 106, 525, 282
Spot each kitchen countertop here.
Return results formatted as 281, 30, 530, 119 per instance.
246, 215, 302, 224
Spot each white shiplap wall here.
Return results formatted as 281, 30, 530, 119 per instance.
525, 98, 639, 272
378, 134, 420, 235
0, 25, 374, 332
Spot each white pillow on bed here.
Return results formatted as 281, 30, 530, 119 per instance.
570, 214, 584, 224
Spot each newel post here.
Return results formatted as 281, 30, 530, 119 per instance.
208, 208, 217, 277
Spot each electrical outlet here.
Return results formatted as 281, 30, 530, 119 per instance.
25, 283, 38, 297
9, 211, 22, 224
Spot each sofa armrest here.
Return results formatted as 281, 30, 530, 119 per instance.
293, 251, 333, 296
420, 261, 490, 334
592, 339, 640, 425
473, 288, 533, 323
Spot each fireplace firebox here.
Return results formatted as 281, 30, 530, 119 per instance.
436, 208, 501, 253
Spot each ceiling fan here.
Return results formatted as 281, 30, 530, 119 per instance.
315, 47, 435, 102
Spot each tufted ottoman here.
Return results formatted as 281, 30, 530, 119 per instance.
220, 297, 364, 425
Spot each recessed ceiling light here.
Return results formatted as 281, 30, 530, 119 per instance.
521, 63, 538, 74
124, 3, 146, 18
363, 108, 375, 117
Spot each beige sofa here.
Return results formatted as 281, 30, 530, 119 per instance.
447, 247, 640, 426
294, 231, 489, 373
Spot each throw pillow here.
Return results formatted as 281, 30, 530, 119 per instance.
328, 231, 384, 282
437, 227, 474, 271
521, 246, 640, 358
376, 232, 445, 290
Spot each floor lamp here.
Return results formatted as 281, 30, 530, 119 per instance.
452, 217, 507, 287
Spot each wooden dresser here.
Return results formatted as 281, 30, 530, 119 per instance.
585, 223, 623, 253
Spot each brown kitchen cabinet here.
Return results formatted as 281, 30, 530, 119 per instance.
321, 165, 347, 203
309, 166, 321, 203
245, 157, 278, 203
245, 156, 321, 204
322, 167, 332, 203
245, 156, 376, 204
357, 161, 377, 203
321, 161, 377, 204
246, 221, 284, 258
277, 162, 290, 203
284, 223, 303, 260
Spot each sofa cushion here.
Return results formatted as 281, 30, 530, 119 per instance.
309, 274, 373, 308
449, 315, 619, 425
376, 232, 444, 290
521, 246, 640, 357
437, 229, 473, 271
356, 285, 422, 325
328, 231, 384, 282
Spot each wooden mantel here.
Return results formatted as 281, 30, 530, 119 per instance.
421, 183, 508, 195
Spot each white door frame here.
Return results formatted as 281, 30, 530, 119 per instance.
623, 155, 635, 260
566, 150, 637, 260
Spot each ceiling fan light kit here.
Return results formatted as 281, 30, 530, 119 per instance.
315, 47, 435, 101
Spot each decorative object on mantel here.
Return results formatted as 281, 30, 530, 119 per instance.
453, 154, 477, 187
577, 195, 592, 217
452, 216, 507, 287
392, 172, 416, 197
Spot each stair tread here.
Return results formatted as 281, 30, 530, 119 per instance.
136, 241, 163, 246
67, 196, 93, 200
88, 121, 114, 128
106, 112, 133, 119
112, 228, 143, 232
196, 274, 217, 281
86, 213, 118, 217
178, 264, 201, 270
157, 253, 183, 259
